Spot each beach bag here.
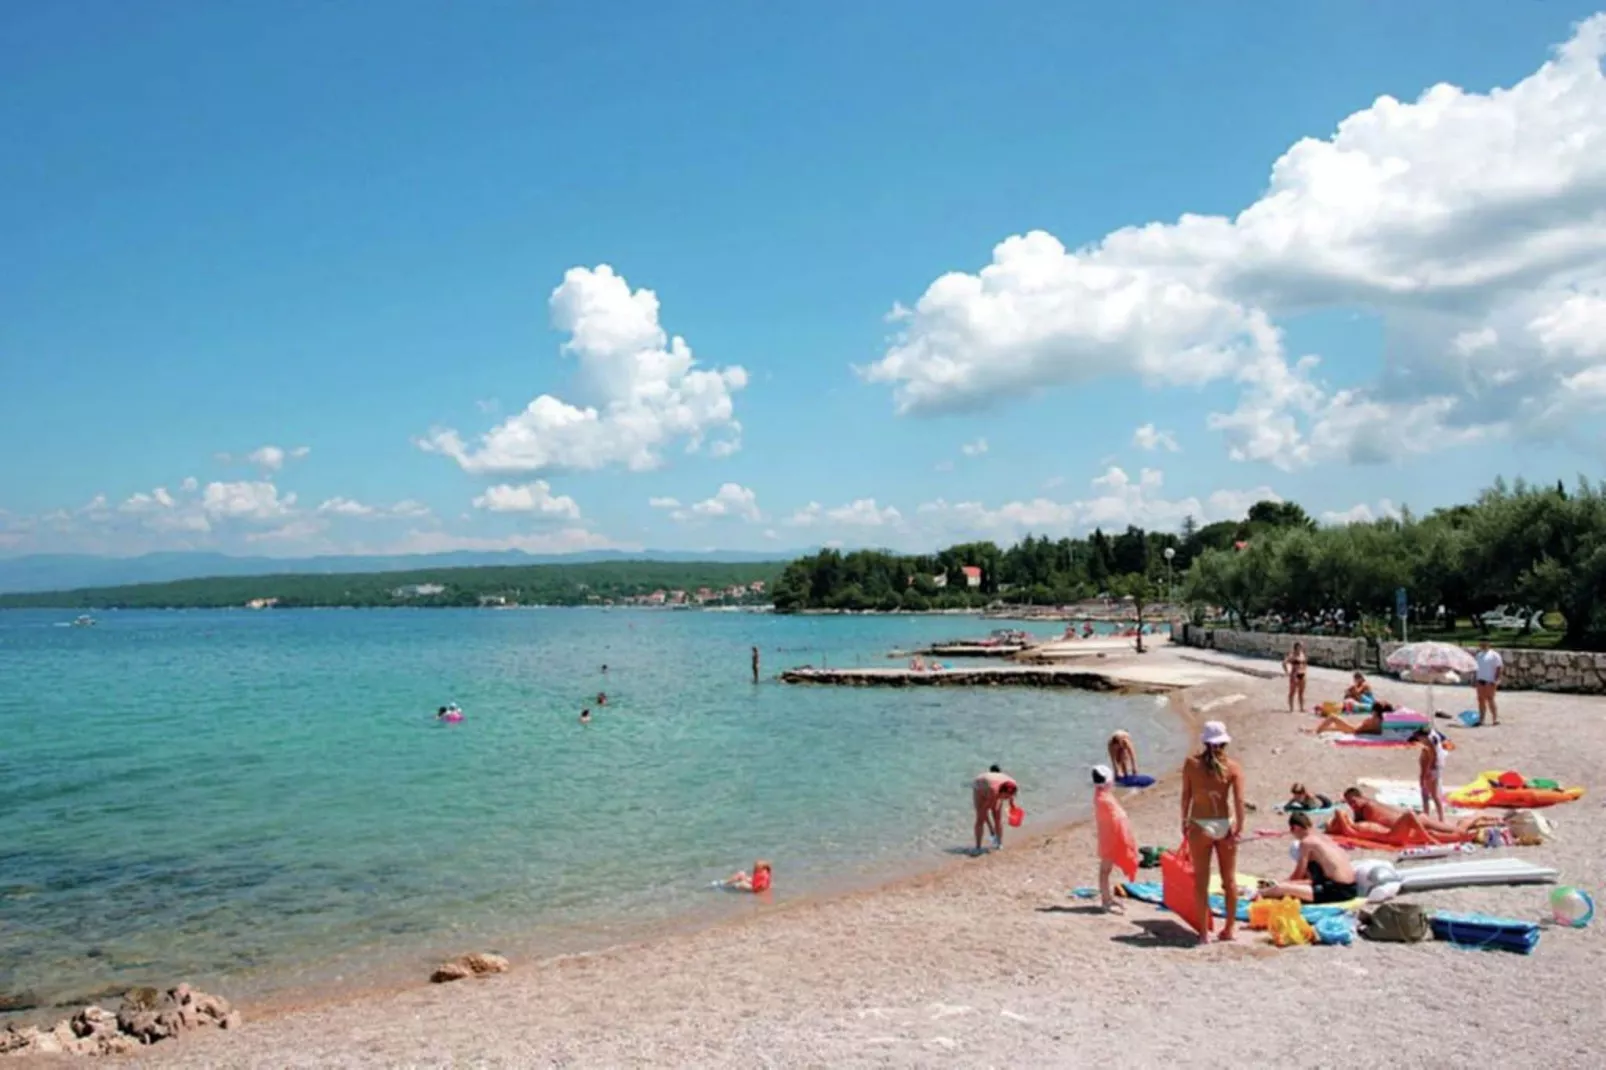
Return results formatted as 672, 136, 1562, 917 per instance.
1360, 901, 1429, 943
1507, 810, 1553, 845
1161, 842, 1206, 936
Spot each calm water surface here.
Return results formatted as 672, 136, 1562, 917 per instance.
0, 609, 1184, 1011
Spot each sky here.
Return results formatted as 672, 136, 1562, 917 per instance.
3, 2, 1605, 559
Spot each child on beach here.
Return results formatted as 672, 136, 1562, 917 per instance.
1093, 765, 1138, 912
723, 860, 772, 893
1411, 727, 1447, 823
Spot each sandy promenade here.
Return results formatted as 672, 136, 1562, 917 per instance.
31, 650, 1606, 1068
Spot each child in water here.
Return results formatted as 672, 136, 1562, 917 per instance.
1093, 765, 1139, 912
723, 860, 772, 893
579, 708, 591, 725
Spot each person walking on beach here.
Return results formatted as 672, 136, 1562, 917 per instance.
1282, 641, 1308, 712
1107, 730, 1138, 779
972, 765, 1018, 854
1474, 639, 1503, 726
1180, 722, 1245, 944
751, 645, 760, 684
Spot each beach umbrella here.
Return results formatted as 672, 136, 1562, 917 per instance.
1385, 642, 1478, 715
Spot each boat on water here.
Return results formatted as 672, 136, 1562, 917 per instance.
70, 615, 96, 627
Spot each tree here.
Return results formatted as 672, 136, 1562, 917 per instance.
1113, 573, 1159, 653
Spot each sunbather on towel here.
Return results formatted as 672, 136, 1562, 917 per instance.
1312, 711, 1384, 735
1257, 812, 1359, 904
1334, 788, 1504, 840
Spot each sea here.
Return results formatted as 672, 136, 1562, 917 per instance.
0, 608, 1186, 1014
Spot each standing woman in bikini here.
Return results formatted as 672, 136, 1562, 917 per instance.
1282, 641, 1308, 713
1180, 721, 1246, 944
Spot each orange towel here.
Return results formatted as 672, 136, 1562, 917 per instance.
1095, 786, 1139, 881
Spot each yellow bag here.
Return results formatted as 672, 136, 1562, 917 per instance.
1251, 897, 1315, 946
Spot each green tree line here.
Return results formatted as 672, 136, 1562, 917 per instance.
1184, 478, 1606, 650
0, 561, 784, 610
770, 501, 1315, 612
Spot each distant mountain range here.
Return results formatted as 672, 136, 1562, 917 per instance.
0, 549, 806, 594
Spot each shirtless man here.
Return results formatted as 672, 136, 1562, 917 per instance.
1259, 812, 1358, 903
972, 765, 1018, 854
1107, 731, 1138, 779
1331, 787, 1503, 841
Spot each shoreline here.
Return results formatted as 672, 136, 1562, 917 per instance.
218, 685, 1211, 1032
24, 650, 1606, 1065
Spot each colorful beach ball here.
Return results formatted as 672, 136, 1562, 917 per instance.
1549, 886, 1595, 929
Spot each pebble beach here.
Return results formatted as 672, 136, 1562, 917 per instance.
71, 646, 1599, 1069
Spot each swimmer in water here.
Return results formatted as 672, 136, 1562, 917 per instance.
437, 706, 448, 720
579, 708, 591, 725
596, 692, 607, 706
723, 860, 772, 893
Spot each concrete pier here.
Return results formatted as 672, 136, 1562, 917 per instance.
782, 646, 1249, 694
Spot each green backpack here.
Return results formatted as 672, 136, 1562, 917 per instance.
1360, 901, 1429, 943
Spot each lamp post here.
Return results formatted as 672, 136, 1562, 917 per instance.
1164, 546, 1176, 604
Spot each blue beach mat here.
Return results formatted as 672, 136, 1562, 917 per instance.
1430, 911, 1541, 954
1116, 774, 1156, 789
1120, 881, 1354, 924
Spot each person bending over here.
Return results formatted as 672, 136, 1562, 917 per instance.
1258, 812, 1359, 903
972, 766, 1018, 854
1107, 730, 1138, 779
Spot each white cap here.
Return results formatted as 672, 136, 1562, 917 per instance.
1201, 721, 1231, 746
1092, 764, 1113, 785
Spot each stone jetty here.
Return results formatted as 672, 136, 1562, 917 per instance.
784, 665, 1153, 693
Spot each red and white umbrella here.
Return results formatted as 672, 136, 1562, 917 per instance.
1385, 642, 1478, 714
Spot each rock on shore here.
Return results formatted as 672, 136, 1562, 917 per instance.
0, 984, 238, 1057
430, 952, 510, 983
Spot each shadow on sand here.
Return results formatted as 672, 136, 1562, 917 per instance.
1036, 904, 1110, 916
1110, 918, 1199, 948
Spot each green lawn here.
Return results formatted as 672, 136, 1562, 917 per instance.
1408, 614, 1569, 650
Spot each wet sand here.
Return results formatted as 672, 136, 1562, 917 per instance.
46, 651, 1606, 1067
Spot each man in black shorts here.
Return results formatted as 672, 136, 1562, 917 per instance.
1258, 812, 1360, 904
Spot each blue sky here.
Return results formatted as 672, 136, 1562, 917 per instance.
3, 2, 1604, 557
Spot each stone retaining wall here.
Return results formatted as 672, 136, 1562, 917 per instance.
1180, 625, 1606, 694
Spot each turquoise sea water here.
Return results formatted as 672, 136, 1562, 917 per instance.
0, 609, 1184, 1012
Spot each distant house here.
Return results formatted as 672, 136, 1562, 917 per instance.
393, 583, 446, 598
962, 566, 982, 589
931, 574, 948, 589
749, 580, 765, 594
244, 597, 279, 610
669, 589, 687, 604
646, 590, 667, 605
478, 595, 507, 607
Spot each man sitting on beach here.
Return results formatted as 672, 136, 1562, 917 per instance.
1257, 812, 1359, 903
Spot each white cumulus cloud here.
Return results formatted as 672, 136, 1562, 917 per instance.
863, 16, 1606, 468
677, 483, 762, 522
418, 265, 747, 475
471, 481, 582, 519
1133, 423, 1180, 453
1322, 499, 1402, 525
916, 466, 1279, 543
648, 496, 682, 509
786, 499, 903, 528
